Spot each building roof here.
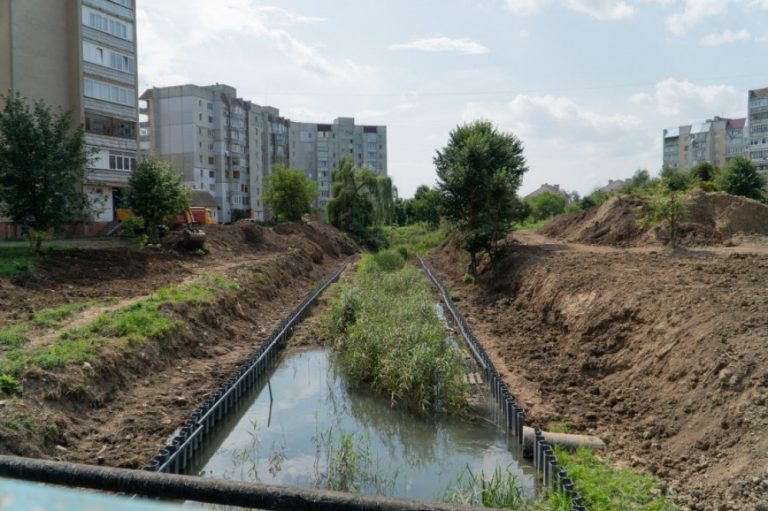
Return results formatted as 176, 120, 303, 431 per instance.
189, 190, 219, 208
727, 118, 746, 129
525, 183, 570, 200
599, 179, 626, 193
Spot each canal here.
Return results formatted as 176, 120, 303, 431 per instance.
187, 346, 536, 503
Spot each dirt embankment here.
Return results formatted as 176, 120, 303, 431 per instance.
541, 190, 768, 248
430, 233, 768, 510
0, 221, 353, 468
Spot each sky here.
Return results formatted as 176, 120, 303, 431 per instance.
137, 0, 768, 198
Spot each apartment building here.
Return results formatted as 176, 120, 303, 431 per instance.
0, 0, 139, 226
289, 118, 387, 211
662, 116, 745, 170
143, 83, 388, 221
748, 87, 768, 171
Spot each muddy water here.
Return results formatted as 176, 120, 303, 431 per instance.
189, 347, 535, 502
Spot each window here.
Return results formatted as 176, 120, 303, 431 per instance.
84, 8, 132, 41
207, 103, 213, 111
110, 0, 132, 7
84, 112, 136, 139
199, 113, 203, 121
199, 155, 203, 163
208, 157, 214, 165
84, 79, 136, 106
208, 116, 213, 123
209, 170, 215, 177
109, 151, 136, 171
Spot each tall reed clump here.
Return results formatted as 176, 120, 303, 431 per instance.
328, 254, 466, 411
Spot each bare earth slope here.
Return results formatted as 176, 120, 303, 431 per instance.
0, 221, 354, 468
430, 232, 768, 510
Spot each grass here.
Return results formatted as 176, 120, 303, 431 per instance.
312, 426, 396, 495
555, 447, 678, 511
0, 246, 38, 276
328, 257, 466, 411
0, 274, 238, 376
357, 249, 406, 273
515, 218, 549, 231
383, 224, 447, 255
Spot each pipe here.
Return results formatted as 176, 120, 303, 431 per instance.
0, 455, 487, 511
522, 427, 606, 458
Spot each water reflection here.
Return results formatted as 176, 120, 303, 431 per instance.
191, 347, 534, 502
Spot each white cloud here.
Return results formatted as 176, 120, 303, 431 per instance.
630, 78, 739, 119
519, 30, 530, 38
138, 0, 368, 89
355, 109, 386, 120
389, 37, 490, 55
665, 0, 729, 36
281, 106, 333, 123
505, 0, 634, 20
751, 0, 768, 8
700, 28, 751, 46
564, 0, 635, 20
505, 0, 541, 15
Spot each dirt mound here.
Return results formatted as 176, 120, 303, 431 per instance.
539, 196, 645, 246
685, 189, 768, 237
542, 191, 768, 248
429, 236, 768, 509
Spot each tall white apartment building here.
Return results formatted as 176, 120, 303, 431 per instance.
141, 84, 291, 222
143, 83, 388, 221
748, 87, 768, 171
0, 0, 139, 228
289, 118, 387, 211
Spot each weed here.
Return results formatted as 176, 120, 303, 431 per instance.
0, 325, 28, 347
0, 373, 20, 393
383, 224, 447, 255
0, 246, 37, 276
329, 265, 466, 411
546, 421, 570, 434
312, 425, 396, 495
446, 466, 530, 508
5, 414, 35, 433
357, 250, 405, 273
555, 446, 678, 511
462, 273, 476, 285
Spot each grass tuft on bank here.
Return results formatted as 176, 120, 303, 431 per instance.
329, 254, 466, 411
383, 224, 447, 255
0, 274, 238, 376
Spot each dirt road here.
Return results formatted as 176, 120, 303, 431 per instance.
430, 231, 768, 510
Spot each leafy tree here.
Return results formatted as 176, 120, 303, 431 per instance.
435, 120, 528, 275
262, 165, 319, 222
526, 192, 568, 221
661, 165, 691, 192
412, 185, 441, 227
327, 157, 394, 239
640, 191, 687, 247
0, 93, 90, 251
125, 157, 189, 244
717, 156, 765, 200
689, 161, 719, 183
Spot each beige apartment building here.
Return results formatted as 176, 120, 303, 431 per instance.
143, 84, 388, 221
663, 116, 746, 170
0, 0, 139, 230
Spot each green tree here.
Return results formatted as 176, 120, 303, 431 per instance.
125, 157, 189, 244
435, 120, 528, 275
640, 191, 687, 247
327, 157, 394, 236
262, 165, 319, 222
0, 93, 90, 251
717, 156, 766, 200
526, 192, 568, 221
660, 165, 691, 192
412, 185, 441, 227
689, 161, 719, 183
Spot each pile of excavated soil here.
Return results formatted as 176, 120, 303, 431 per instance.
429, 233, 768, 509
540, 195, 646, 247
0, 221, 353, 468
540, 191, 768, 248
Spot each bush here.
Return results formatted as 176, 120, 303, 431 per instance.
358, 250, 406, 273
0, 373, 20, 393
717, 156, 766, 200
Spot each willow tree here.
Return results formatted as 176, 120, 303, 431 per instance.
327, 157, 394, 237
